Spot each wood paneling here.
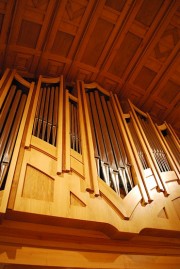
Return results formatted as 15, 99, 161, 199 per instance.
0, 0, 179, 136
22, 165, 54, 201
135, 0, 164, 26
109, 32, 142, 77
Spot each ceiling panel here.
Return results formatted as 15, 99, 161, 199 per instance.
0, 0, 179, 136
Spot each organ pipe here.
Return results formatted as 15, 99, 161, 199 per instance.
156, 123, 180, 179
137, 114, 171, 173
69, 99, 81, 154
85, 87, 134, 197
0, 71, 33, 194
33, 85, 59, 146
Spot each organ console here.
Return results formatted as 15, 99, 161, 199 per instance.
0, 69, 179, 268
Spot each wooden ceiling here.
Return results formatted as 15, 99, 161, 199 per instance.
0, 0, 179, 135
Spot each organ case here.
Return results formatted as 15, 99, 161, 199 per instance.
0, 70, 179, 236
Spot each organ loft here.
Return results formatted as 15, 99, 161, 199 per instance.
0, 1, 180, 269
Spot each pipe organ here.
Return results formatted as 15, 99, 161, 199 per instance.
0, 69, 179, 269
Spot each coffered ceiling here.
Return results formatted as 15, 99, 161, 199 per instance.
0, 0, 179, 135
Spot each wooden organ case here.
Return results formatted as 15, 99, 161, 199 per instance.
0, 69, 180, 269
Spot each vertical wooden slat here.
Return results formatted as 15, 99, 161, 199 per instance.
165, 123, 180, 153
32, 87, 43, 136
89, 91, 108, 163
56, 75, 63, 174
86, 92, 99, 159
37, 87, 47, 139
0, 69, 16, 110
71, 101, 75, 150
64, 90, 70, 172
42, 87, 50, 141
47, 86, 55, 144
52, 86, 58, 146
167, 123, 180, 145
0, 68, 10, 90
25, 76, 42, 148
76, 102, 82, 154
77, 82, 92, 191
0, 85, 16, 134
74, 104, 78, 152
78, 81, 100, 196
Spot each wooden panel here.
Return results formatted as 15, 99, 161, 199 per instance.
172, 197, 180, 219
70, 66, 93, 81
13, 53, 33, 71
22, 165, 54, 202
26, 0, 49, 12
105, 0, 126, 12
133, 66, 157, 90
153, 24, 179, 63
157, 207, 168, 219
46, 60, 65, 76
147, 101, 167, 121
158, 80, 179, 103
125, 91, 143, 105
17, 20, 41, 48
135, 0, 164, 26
51, 31, 74, 56
166, 104, 180, 132
109, 32, 142, 77
81, 18, 114, 66
63, 0, 87, 25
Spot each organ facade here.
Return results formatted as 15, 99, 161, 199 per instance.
0, 69, 179, 269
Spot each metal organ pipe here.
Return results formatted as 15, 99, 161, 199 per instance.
0, 85, 27, 189
33, 85, 59, 146
86, 89, 134, 197
137, 114, 171, 172
87, 91, 110, 187
69, 99, 81, 154
52, 86, 59, 146
47, 86, 54, 144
